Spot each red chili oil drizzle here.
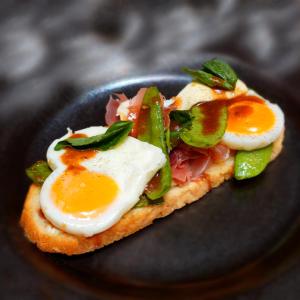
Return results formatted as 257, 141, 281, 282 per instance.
196, 101, 226, 135
61, 133, 97, 173
70, 133, 86, 138
225, 95, 264, 105
230, 105, 253, 118
136, 106, 150, 137
136, 95, 164, 137
151, 96, 161, 105
193, 95, 264, 136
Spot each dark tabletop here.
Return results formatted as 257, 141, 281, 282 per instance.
1, 1, 300, 299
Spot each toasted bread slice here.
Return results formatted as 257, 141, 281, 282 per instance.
20, 131, 284, 255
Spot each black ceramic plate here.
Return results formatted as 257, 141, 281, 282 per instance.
2, 60, 300, 300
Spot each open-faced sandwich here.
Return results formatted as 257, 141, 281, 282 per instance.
21, 59, 285, 255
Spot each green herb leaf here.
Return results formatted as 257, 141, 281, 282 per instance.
165, 128, 171, 152
182, 59, 238, 90
169, 130, 181, 149
168, 110, 192, 150
134, 194, 164, 208
182, 67, 233, 90
234, 144, 273, 180
26, 160, 52, 185
55, 121, 133, 151
203, 59, 237, 89
137, 87, 172, 200
170, 110, 192, 127
180, 101, 228, 148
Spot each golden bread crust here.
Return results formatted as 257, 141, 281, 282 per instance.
20, 131, 284, 255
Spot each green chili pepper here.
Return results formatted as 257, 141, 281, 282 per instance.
137, 87, 172, 200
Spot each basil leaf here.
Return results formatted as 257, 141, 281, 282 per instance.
182, 59, 238, 91
169, 111, 192, 150
26, 160, 52, 185
182, 67, 234, 90
203, 58, 237, 90
55, 121, 133, 151
54, 140, 70, 151
134, 194, 164, 208
170, 110, 192, 127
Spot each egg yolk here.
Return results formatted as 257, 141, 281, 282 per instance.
51, 169, 119, 217
227, 100, 275, 134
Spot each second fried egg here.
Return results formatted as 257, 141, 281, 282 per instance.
222, 94, 284, 150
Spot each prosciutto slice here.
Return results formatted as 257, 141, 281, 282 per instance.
127, 88, 147, 137
209, 143, 230, 163
105, 93, 128, 126
170, 143, 230, 185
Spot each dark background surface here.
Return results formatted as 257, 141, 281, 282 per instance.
1, 0, 300, 299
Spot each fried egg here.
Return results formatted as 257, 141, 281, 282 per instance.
176, 79, 248, 110
222, 93, 284, 150
40, 126, 166, 237
176, 80, 284, 151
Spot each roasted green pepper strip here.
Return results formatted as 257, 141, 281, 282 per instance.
234, 144, 273, 180
134, 194, 164, 208
137, 87, 172, 200
180, 101, 228, 148
26, 160, 52, 185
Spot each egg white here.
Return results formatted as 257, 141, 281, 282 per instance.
176, 79, 248, 110
40, 126, 166, 237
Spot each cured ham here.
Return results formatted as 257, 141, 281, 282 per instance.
170, 143, 230, 184
105, 90, 230, 186
105, 93, 128, 126
127, 88, 146, 137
